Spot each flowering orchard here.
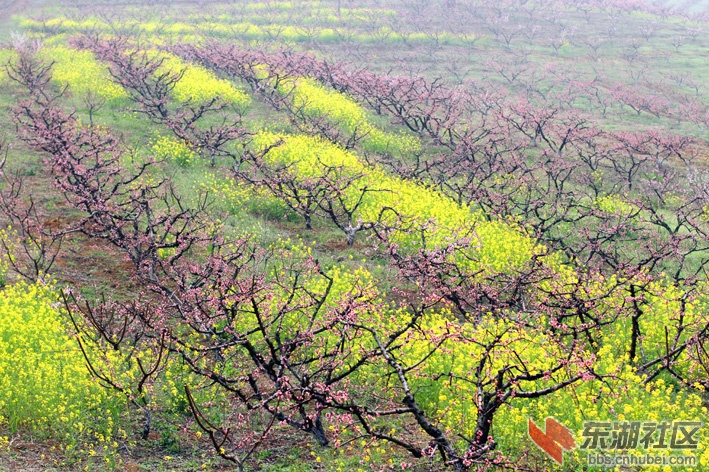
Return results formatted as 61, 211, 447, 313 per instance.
2, 3, 709, 470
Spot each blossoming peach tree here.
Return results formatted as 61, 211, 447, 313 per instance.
5, 40, 709, 471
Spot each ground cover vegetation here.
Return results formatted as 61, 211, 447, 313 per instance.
1, 0, 709, 471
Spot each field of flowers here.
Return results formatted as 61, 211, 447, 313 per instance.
0, 281, 119, 445
156, 51, 251, 110
41, 46, 127, 101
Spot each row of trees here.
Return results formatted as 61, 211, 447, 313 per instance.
176, 41, 708, 286
112, 29, 709, 390
0, 44, 571, 471
20, 0, 709, 137
172, 38, 709, 391
3, 37, 709, 471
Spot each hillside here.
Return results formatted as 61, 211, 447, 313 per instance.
0, 1, 708, 471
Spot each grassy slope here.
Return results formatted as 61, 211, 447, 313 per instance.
0, 1, 708, 471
